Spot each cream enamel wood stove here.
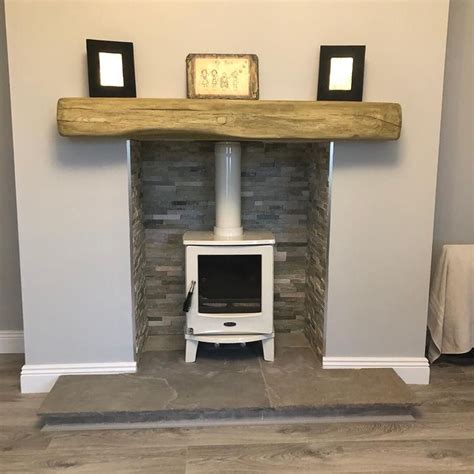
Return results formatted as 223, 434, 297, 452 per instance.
183, 232, 275, 362
183, 142, 275, 362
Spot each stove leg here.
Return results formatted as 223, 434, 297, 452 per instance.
262, 336, 274, 362
185, 339, 198, 363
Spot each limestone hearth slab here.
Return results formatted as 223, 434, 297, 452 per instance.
139, 347, 263, 376
39, 336, 416, 428
259, 346, 415, 409
144, 335, 185, 352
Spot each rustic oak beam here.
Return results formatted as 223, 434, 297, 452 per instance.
57, 98, 401, 141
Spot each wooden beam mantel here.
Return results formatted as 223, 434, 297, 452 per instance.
57, 98, 401, 142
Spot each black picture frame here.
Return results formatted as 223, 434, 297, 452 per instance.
86, 39, 136, 98
317, 45, 366, 101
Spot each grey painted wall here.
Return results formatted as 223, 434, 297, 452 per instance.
0, 0, 22, 331
324, 3, 448, 358
432, 0, 474, 270
5, 0, 448, 370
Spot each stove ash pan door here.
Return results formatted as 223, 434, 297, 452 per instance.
185, 245, 274, 336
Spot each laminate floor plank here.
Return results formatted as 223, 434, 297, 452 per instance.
0, 446, 186, 473
0, 428, 52, 453
410, 383, 474, 415
185, 439, 474, 473
0, 354, 23, 372
0, 399, 46, 428
47, 416, 474, 450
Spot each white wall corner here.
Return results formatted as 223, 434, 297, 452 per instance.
0, 330, 24, 354
20, 361, 137, 393
322, 356, 430, 385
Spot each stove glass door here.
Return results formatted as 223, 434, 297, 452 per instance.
198, 255, 262, 314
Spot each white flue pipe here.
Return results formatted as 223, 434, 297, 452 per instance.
214, 141, 243, 237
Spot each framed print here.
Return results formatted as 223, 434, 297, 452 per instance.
186, 54, 259, 99
86, 39, 136, 97
317, 45, 366, 101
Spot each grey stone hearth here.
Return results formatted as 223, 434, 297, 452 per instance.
38, 333, 415, 428
129, 141, 329, 355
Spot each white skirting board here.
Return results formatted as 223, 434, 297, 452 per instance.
20, 361, 137, 393
322, 357, 430, 384
0, 330, 24, 354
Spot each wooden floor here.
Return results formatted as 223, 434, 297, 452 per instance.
1, 354, 473, 473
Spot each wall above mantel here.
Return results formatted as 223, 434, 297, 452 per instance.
57, 98, 401, 142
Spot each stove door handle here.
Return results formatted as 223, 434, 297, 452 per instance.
183, 280, 195, 313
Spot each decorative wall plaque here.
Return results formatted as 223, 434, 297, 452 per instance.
186, 54, 259, 99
